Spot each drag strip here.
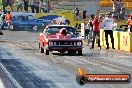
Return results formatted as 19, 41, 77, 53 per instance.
0, 30, 132, 88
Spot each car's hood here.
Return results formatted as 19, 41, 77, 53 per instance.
47, 33, 82, 40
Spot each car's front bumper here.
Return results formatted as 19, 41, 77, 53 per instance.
47, 45, 82, 51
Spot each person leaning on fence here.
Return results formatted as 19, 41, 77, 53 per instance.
4, 0, 13, 11
2, 0, 6, 11
35, 0, 40, 13
17, 0, 22, 12
30, 0, 35, 13
74, 7, 80, 21
103, 14, 115, 49
40, 0, 45, 13
90, 15, 101, 49
82, 10, 87, 23
24, 0, 29, 12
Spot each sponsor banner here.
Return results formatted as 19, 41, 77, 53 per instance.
120, 32, 132, 52
76, 74, 130, 85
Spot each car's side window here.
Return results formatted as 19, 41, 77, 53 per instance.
17, 16, 22, 21
20, 16, 26, 21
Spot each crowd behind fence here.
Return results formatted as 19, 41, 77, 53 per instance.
0, 0, 54, 13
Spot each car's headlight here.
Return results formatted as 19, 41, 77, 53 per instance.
77, 42, 82, 46
54, 42, 56, 45
74, 42, 76, 45
49, 42, 53, 46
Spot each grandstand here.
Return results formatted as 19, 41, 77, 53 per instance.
99, 0, 132, 10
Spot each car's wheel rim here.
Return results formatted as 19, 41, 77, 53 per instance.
10, 25, 14, 30
33, 26, 38, 31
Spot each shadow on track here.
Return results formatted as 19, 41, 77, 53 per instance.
52, 52, 84, 56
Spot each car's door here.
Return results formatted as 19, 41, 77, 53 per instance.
27, 15, 36, 27
18, 16, 29, 28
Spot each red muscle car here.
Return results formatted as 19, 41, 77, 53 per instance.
38, 24, 83, 55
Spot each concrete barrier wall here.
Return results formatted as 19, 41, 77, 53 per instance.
100, 29, 132, 52
120, 32, 132, 52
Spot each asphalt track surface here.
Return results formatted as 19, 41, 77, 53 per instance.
0, 30, 132, 88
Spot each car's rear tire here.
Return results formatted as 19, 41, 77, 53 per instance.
78, 50, 82, 55
44, 48, 49, 55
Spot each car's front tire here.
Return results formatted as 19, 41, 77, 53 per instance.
9, 25, 14, 31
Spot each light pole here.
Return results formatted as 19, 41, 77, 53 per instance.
74, 0, 76, 10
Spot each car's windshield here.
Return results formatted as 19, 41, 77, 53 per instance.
45, 26, 77, 35
27, 15, 35, 20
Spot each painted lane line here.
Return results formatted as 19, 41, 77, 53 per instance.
0, 63, 22, 88
0, 79, 5, 88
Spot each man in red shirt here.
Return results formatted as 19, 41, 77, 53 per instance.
90, 15, 101, 49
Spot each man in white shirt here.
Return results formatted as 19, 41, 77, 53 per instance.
103, 14, 115, 49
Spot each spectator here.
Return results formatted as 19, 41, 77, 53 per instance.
116, 0, 122, 20
89, 14, 95, 40
103, 14, 115, 49
40, 0, 45, 13
44, 5, 48, 13
0, 14, 3, 24
30, 0, 35, 13
2, 0, 6, 11
35, 0, 40, 13
128, 15, 132, 32
84, 21, 90, 45
89, 14, 95, 31
17, 0, 22, 12
1, 11, 6, 21
112, 0, 117, 12
82, 10, 87, 22
5, 0, 13, 11
47, 0, 50, 13
24, 0, 29, 12
5, 11, 12, 29
116, 0, 122, 13
90, 15, 101, 49
0, 14, 3, 35
11, 0, 14, 11
74, 7, 80, 21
